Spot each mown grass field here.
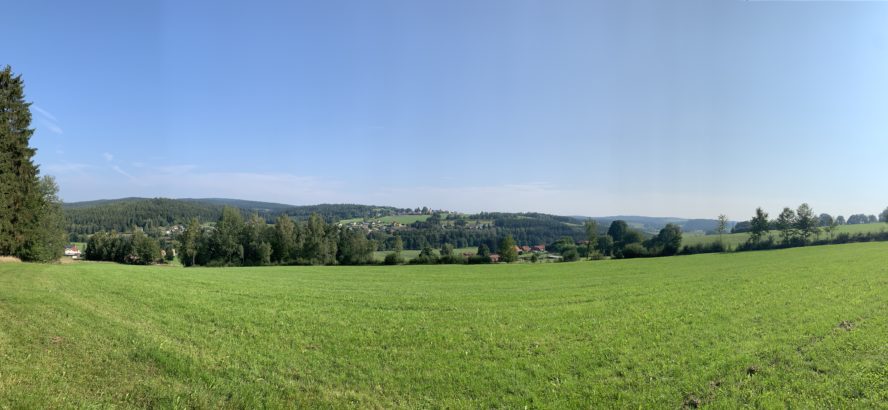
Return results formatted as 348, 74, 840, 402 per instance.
682, 222, 888, 249
372, 247, 477, 262
1, 243, 886, 408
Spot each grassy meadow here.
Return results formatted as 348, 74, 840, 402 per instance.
1, 243, 887, 408
372, 247, 477, 262
681, 222, 888, 249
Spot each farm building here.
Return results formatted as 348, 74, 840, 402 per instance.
64, 244, 81, 258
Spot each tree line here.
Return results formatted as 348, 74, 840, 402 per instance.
84, 229, 166, 265
64, 198, 408, 241
732, 208, 886, 233
172, 207, 376, 267
373, 212, 587, 251
80, 202, 888, 266
579, 219, 683, 260
0, 66, 67, 262
681, 204, 888, 255
736, 204, 888, 251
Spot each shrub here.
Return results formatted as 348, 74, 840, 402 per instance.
383, 252, 404, 265
680, 242, 725, 255
467, 255, 492, 264
561, 247, 580, 262
438, 254, 466, 264
409, 247, 439, 264
621, 243, 648, 259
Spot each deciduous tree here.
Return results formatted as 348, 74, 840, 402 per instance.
498, 235, 518, 263
776, 207, 797, 245
584, 219, 599, 259
748, 207, 769, 244
794, 203, 819, 244
179, 217, 201, 266
716, 214, 728, 244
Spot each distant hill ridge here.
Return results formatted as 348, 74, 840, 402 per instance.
63, 198, 405, 238
572, 215, 736, 234
64, 198, 730, 239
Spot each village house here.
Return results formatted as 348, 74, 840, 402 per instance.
64, 244, 81, 258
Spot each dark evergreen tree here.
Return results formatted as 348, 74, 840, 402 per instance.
0, 66, 62, 260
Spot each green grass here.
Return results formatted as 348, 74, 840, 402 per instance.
1, 243, 886, 408
682, 222, 888, 249
372, 247, 477, 262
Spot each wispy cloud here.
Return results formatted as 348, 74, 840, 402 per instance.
111, 165, 135, 180
31, 105, 57, 121
31, 105, 63, 134
42, 162, 94, 174
103, 152, 114, 162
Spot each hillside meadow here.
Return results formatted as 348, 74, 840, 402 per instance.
1, 243, 886, 408
681, 222, 888, 249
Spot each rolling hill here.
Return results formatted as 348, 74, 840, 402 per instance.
63, 198, 404, 238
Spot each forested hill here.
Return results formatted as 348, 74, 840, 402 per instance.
63, 197, 729, 250
63, 198, 403, 239
178, 198, 295, 214
576, 215, 734, 234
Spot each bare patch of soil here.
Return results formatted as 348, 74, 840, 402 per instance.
683, 394, 701, 408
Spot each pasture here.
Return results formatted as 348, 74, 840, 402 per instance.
372, 247, 477, 262
1, 243, 886, 408
681, 222, 888, 249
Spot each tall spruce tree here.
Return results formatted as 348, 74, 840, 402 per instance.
0, 66, 64, 261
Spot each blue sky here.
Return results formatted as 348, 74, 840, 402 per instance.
6, 0, 888, 219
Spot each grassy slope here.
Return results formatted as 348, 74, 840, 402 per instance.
1, 244, 886, 408
682, 222, 888, 249
372, 247, 477, 262
339, 215, 431, 225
